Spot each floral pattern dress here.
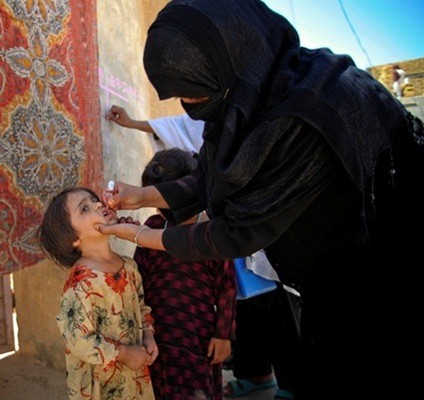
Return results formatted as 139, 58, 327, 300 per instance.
56, 256, 155, 400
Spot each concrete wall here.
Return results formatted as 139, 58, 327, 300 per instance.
401, 96, 424, 121
12, 0, 183, 371
13, 261, 67, 370
97, 0, 182, 258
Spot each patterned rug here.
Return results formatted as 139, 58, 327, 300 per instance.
0, 0, 102, 274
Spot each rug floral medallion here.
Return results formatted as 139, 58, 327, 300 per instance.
0, 0, 103, 274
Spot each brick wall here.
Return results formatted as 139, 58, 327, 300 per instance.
368, 57, 424, 97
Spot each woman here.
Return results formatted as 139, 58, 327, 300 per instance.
98, 1, 423, 398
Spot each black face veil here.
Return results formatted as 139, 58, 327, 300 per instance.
143, 0, 298, 123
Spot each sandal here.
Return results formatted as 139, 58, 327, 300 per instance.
274, 388, 295, 399
223, 378, 277, 398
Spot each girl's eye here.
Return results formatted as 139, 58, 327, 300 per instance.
81, 205, 89, 212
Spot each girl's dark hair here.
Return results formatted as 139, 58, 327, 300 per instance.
142, 147, 198, 186
37, 187, 100, 268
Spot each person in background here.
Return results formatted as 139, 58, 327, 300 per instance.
98, 2, 424, 397
37, 187, 157, 400
134, 148, 236, 400
105, 105, 204, 153
392, 64, 406, 99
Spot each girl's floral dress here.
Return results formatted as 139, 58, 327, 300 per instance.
56, 256, 155, 400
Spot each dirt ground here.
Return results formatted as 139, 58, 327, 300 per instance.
0, 351, 277, 400
0, 352, 67, 400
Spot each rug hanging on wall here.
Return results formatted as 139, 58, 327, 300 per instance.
0, 0, 103, 274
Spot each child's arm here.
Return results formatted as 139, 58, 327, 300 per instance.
142, 329, 159, 365
133, 260, 158, 364
207, 337, 232, 365
213, 259, 237, 340
208, 259, 237, 364
136, 275, 155, 334
105, 105, 155, 134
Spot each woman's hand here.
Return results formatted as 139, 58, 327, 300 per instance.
102, 181, 144, 211
117, 216, 140, 225
102, 180, 169, 211
96, 222, 165, 250
96, 222, 142, 243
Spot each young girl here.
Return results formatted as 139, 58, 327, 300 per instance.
134, 148, 237, 400
38, 187, 157, 400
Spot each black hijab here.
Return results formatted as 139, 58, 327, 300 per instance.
144, 0, 410, 222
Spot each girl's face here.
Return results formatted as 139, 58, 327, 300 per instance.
67, 190, 117, 241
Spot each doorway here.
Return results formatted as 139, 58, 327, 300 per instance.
0, 274, 16, 357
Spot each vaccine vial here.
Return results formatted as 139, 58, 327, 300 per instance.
105, 180, 115, 208
107, 180, 115, 192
